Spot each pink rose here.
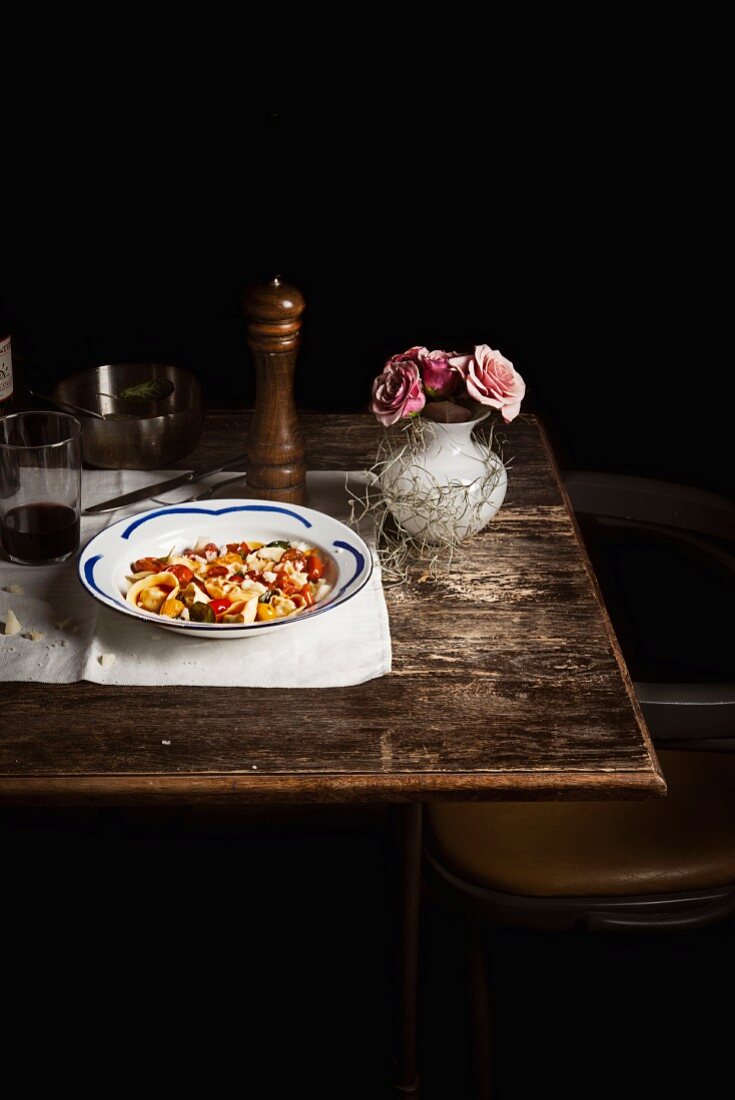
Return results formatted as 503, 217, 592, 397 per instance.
420, 350, 460, 399
390, 346, 428, 367
371, 358, 426, 426
463, 344, 526, 422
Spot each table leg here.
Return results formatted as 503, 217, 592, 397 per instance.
395, 802, 422, 1096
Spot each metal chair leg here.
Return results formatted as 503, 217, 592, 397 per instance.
395, 802, 422, 1096
468, 925, 492, 1099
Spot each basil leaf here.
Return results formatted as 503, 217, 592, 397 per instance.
189, 603, 216, 623
117, 379, 175, 401
266, 540, 290, 549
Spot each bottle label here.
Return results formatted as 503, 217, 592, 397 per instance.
0, 335, 12, 403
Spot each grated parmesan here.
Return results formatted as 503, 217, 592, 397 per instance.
3, 609, 22, 636
3, 584, 24, 595
98, 653, 117, 668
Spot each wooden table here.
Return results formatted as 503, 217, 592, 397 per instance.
0, 411, 664, 1094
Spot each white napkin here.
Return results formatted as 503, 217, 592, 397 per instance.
0, 470, 392, 688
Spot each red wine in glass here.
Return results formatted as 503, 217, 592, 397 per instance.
1, 502, 80, 563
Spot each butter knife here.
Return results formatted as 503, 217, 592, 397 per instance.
83, 453, 250, 514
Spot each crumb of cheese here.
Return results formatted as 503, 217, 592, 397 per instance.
54, 617, 72, 630
3, 584, 24, 595
26, 630, 46, 642
98, 653, 116, 668
3, 609, 22, 636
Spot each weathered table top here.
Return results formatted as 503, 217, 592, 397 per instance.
0, 412, 664, 804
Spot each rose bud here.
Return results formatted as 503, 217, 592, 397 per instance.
420, 350, 461, 399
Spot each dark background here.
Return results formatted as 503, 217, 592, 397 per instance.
2, 99, 729, 494
2, 92, 733, 1097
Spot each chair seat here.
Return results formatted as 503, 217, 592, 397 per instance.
426, 752, 735, 897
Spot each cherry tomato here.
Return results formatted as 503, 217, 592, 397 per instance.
204, 542, 220, 556
256, 602, 278, 621
300, 585, 315, 607
207, 565, 228, 577
168, 564, 194, 586
306, 554, 324, 582
133, 557, 163, 573
281, 548, 306, 564
209, 598, 233, 617
277, 576, 300, 596
227, 541, 251, 556
292, 586, 315, 609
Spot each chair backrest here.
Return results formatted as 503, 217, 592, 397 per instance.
564, 471, 735, 750
564, 471, 735, 541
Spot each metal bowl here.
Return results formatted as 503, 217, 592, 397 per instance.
53, 364, 204, 469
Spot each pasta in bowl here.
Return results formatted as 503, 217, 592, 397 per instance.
78, 499, 373, 639
125, 538, 332, 625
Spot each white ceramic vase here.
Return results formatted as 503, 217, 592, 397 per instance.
380, 411, 507, 544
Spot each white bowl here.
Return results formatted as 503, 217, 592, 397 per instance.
77, 499, 373, 640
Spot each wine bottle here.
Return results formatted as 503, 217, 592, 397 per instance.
0, 299, 13, 416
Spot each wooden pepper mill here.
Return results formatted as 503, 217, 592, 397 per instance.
243, 276, 307, 505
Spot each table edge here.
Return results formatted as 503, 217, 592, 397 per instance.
535, 418, 665, 790
0, 768, 667, 805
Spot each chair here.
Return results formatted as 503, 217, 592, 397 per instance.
423, 472, 735, 1096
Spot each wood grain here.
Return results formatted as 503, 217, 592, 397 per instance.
0, 413, 664, 804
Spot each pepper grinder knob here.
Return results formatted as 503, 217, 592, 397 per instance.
243, 276, 307, 505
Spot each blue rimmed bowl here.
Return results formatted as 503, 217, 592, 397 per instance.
77, 499, 373, 640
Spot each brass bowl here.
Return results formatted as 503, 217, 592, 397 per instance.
54, 364, 204, 469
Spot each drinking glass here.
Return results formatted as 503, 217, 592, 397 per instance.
0, 411, 82, 565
